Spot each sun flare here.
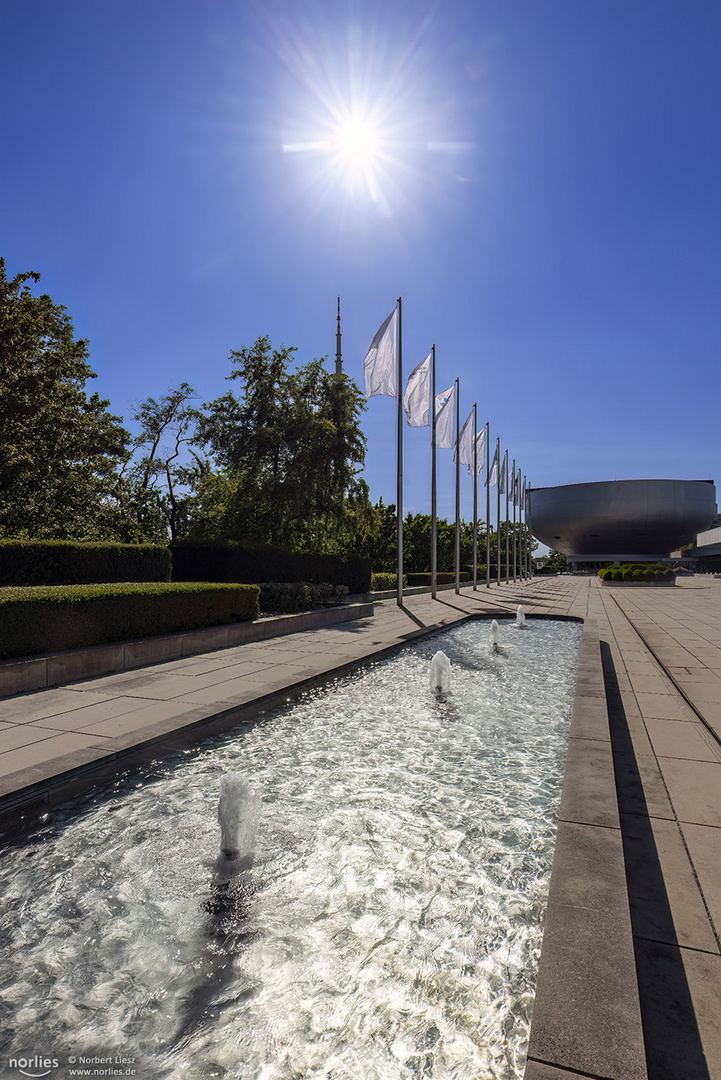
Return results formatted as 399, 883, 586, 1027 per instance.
335, 115, 380, 163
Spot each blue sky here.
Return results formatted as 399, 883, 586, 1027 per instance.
3, 0, 720, 538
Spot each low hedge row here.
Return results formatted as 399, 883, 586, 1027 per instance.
0, 583, 259, 660
371, 573, 407, 590
599, 564, 675, 582
172, 543, 371, 594
406, 572, 472, 586
259, 582, 349, 614
0, 540, 171, 586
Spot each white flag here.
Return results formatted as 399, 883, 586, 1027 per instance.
364, 308, 397, 399
516, 469, 521, 505
403, 353, 431, 426
468, 427, 486, 475
435, 384, 455, 449
453, 410, 474, 465
499, 452, 507, 494
487, 444, 499, 487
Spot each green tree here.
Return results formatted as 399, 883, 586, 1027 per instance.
122, 382, 198, 543
546, 548, 568, 572
191, 336, 368, 550
0, 259, 129, 539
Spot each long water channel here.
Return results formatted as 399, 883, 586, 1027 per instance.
0, 616, 581, 1080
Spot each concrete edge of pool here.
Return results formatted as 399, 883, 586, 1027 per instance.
523, 617, 648, 1080
0, 587, 649, 1079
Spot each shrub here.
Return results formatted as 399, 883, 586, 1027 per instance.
371, 573, 408, 591
0, 582, 259, 660
405, 572, 472, 586
172, 543, 370, 594
259, 582, 348, 613
0, 540, 171, 586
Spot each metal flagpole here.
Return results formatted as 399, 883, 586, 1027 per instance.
396, 297, 403, 607
512, 462, 517, 583
504, 450, 510, 584
496, 438, 501, 587
525, 477, 529, 579
454, 378, 460, 595
472, 403, 478, 591
431, 345, 437, 600
486, 422, 491, 589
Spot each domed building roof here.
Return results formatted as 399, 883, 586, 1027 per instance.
528, 479, 717, 563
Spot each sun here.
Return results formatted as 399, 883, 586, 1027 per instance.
335, 115, 380, 164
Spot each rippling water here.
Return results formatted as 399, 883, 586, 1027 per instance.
0, 617, 580, 1079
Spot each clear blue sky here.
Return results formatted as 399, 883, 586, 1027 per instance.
3, 0, 720, 536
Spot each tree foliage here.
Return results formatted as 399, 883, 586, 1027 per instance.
190, 336, 368, 550
0, 259, 129, 539
121, 382, 199, 543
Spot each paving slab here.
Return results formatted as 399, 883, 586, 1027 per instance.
619, 812, 719, 953
680, 822, 721, 940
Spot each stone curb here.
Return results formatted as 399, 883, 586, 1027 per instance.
0, 602, 374, 701
524, 617, 648, 1080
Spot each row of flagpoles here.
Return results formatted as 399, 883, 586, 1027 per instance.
364, 297, 533, 607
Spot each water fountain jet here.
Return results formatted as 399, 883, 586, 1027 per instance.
516, 605, 526, 627
490, 619, 501, 649
429, 651, 451, 693
218, 773, 261, 866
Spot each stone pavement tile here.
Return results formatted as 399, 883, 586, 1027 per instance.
627, 671, 676, 696
634, 692, 695, 721
619, 812, 718, 953
66, 671, 198, 702
661, 758, 721, 827
0, 724, 63, 752
523, 1062, 597, 1080
174, 672, 303, 706
680, 822, 721, 941
645, 718, 721, 763
612, 749, 675, 820
77, 700, 211, 739
0, 687, 116, 724
0, 730, 111, 779
615, 692, 656, 757
30, 696, 151, 731
558, 740, 619, 829
634, 940, 721, 1080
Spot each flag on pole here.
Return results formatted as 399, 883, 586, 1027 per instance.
453, 409, 474, 465
499, 452, 507, 494
516, 468, 522, 505
487, 443, 499, 486
364, 308, 398, 398
435, 384, 455, 449
468, 427, 486, 475
403, 352, 431, 426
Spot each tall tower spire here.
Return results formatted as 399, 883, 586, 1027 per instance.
335, 296, 343, 375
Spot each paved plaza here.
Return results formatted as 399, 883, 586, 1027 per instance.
0, 574, 719, 1079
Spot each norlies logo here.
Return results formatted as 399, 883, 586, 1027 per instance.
8, 1057, 59, 1078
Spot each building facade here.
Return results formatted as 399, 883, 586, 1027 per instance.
528, 479, 717, 570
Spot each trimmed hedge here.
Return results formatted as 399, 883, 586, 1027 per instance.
371, 573, 407, 590
406, 572, 472, 586
172, 543, 370, 595
0, 582, 259, 660
259, 582, 348, 613
0, 540, 171, 586
598, 564, 675, 583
